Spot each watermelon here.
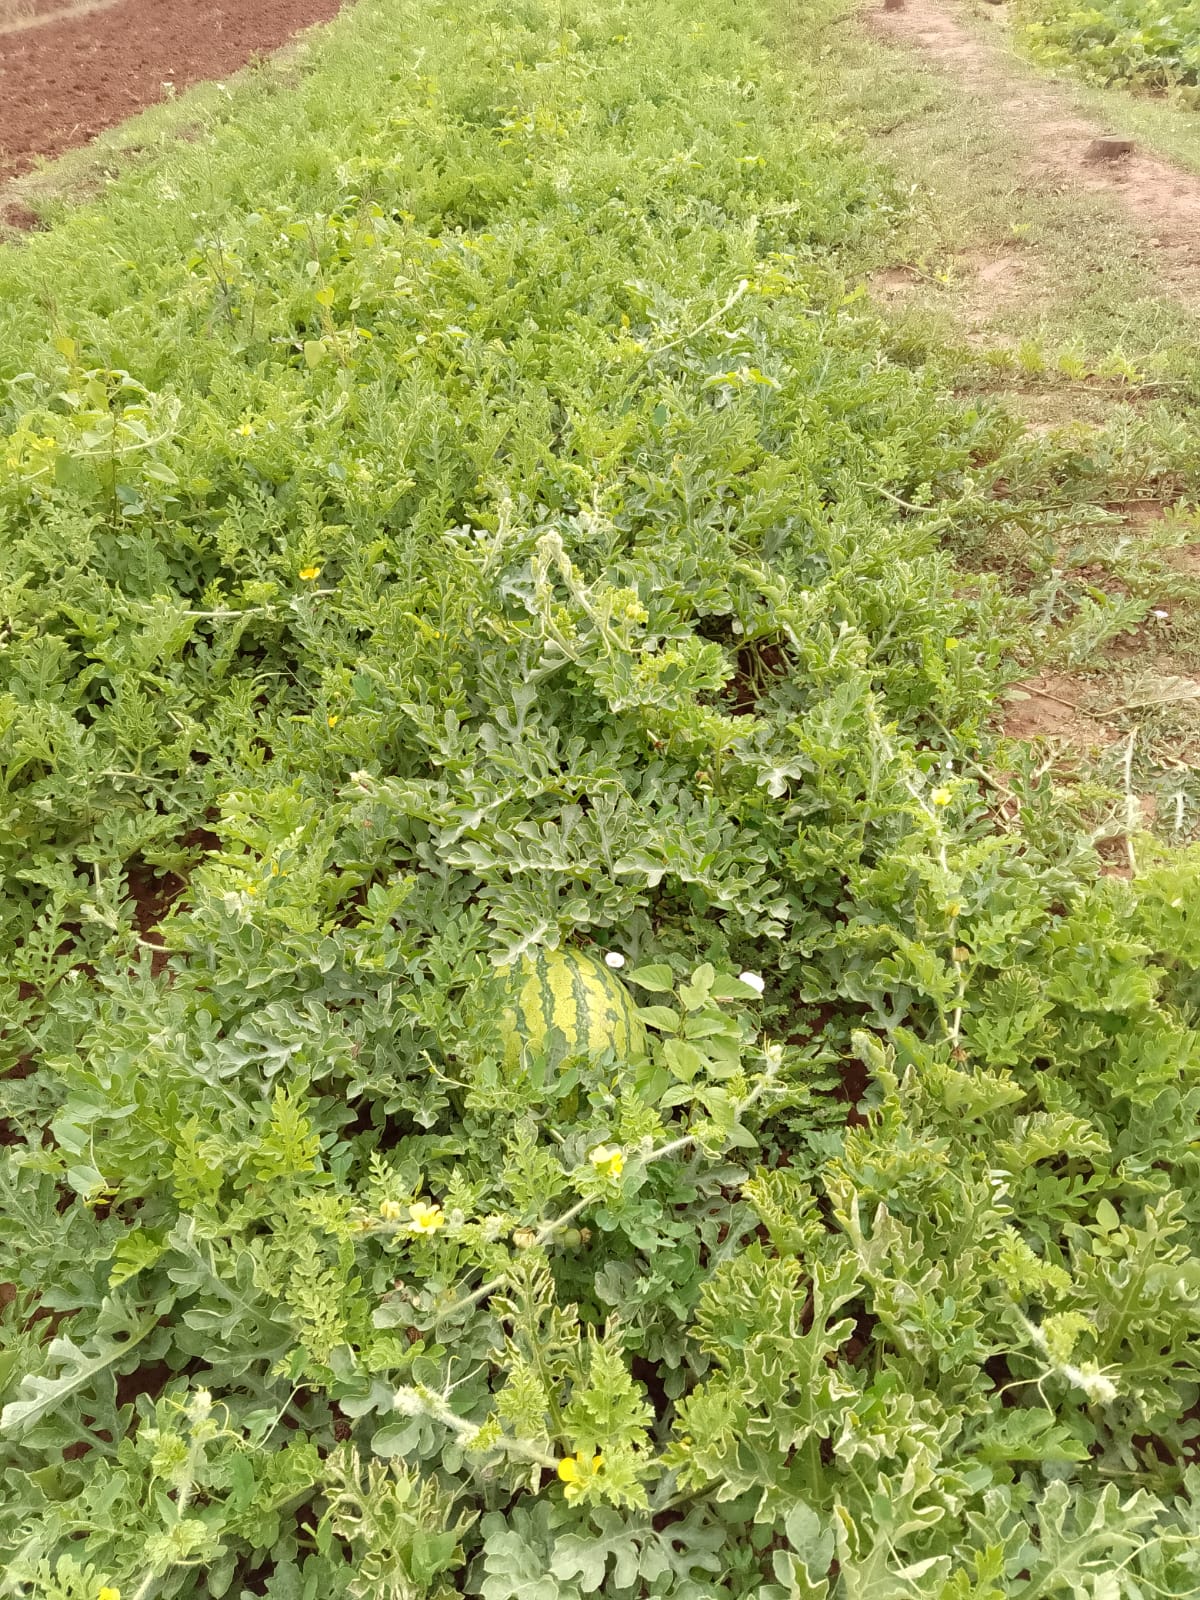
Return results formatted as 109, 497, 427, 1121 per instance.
498, 947, 647, 1068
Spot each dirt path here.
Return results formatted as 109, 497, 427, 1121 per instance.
0, 0, 344, 187
871, 0, 1200, 295
859, 0, 1200, 822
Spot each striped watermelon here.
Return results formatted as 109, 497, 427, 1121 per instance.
498, 947, 646, 1068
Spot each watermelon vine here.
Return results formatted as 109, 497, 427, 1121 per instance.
1, 0, 1199, 1594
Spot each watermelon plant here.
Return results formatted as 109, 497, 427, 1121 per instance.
2, 0, 1200, 1594
1016, 0, 1200, 92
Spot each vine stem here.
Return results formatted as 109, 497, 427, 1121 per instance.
125, 1391, 229, 1600
869, 706, 968, 1049
854, 479, 947, 516
127, 1459, 197, 1600
1122, 729, 1138, 875
648, 277, 750, 357
433, 1061, 781, 1326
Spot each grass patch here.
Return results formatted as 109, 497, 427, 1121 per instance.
823, 0, 1200, 822
2, 0, 1200, 1595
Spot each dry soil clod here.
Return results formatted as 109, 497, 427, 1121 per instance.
1085, 135, 1135, 162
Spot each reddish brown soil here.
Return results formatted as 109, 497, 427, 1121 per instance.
1000, 674, 1119, 747
0, 0, 344, 186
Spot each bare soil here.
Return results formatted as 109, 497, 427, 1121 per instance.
871, 0, 1200, 300
1001, 674, 1120, 745
0, 0, 344, 186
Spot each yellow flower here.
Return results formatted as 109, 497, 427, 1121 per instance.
589, 1145, 624, 1179
408, 1201, 445, 1234
945, 637, 960, 651
298, 564, 322, 581
930, 787, 953, 808
99, 1589, 121, 1600
557, 1450, 603, 1499
379, 1199, 404, 1222
327, 713, 339, 727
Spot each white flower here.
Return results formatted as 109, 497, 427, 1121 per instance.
1153, 609, 1170, 620
738, 970, 765, 995
604, 950, 626, 969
